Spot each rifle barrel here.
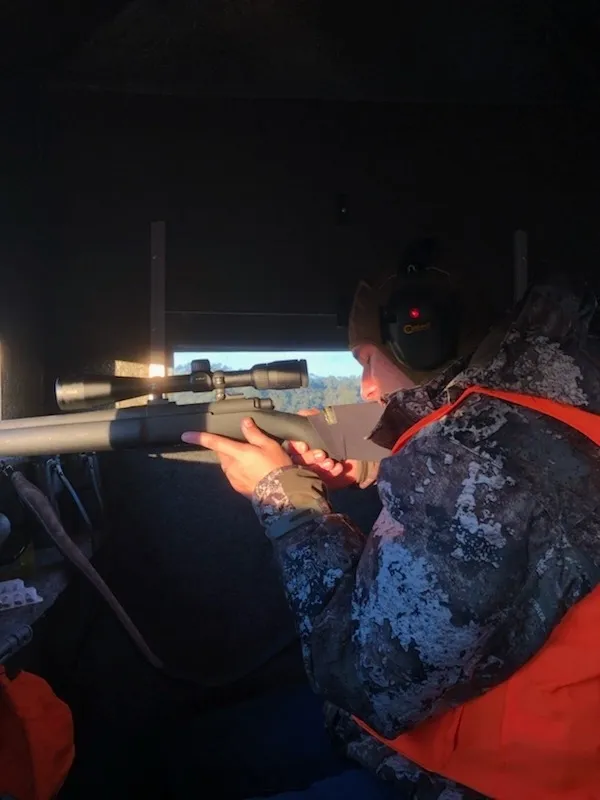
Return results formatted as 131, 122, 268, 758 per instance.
0, 405, 329, 458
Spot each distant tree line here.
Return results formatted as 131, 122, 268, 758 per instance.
170, 362, 361, 411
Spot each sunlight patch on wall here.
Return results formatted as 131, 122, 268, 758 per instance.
113, 358, 156, 408
148, 363, 166, 378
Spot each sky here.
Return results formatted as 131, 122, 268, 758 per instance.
173, 350, 362, 377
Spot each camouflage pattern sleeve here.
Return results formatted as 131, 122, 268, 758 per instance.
252, 464, 367, 662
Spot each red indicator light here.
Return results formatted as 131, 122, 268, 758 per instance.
409, 307, 421, 319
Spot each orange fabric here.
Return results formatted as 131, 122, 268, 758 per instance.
0, 666, 74, 800
354, 386, 600, 799
391, 384, 600, 454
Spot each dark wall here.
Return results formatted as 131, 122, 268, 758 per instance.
44, 91, 600, 379
0, 89, 46, 419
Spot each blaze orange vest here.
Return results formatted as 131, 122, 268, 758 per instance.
0, 666, 74, 800
355, 386, 600, 800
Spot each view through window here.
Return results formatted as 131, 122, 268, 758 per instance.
171, 351, 362, 411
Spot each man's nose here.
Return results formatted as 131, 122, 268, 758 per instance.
361, 377, 379, 403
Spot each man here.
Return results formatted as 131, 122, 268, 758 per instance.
182, 251, 600, 799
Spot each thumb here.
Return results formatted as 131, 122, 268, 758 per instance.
241, 417, 275, 448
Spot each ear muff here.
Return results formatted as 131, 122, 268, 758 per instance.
380, 243, 462, 371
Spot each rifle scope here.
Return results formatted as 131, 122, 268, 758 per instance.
55, 359, 309, 411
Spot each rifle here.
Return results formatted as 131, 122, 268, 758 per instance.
0, 360, 390, 461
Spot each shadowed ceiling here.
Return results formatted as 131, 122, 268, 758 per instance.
2, 0, 598, 105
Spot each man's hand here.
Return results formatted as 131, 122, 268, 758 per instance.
287, 409, 362, 490
182, 418, 292, 497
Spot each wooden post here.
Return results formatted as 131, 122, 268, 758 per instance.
150, 221, 166, 378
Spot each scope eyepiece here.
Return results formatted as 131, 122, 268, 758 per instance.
236, 360, 309, 392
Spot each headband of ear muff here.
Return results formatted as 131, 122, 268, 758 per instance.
380, 239, 462, 371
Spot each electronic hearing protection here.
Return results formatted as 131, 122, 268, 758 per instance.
381, 238, 462, 371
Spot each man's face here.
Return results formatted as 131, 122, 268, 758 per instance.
353, 343, 416, 404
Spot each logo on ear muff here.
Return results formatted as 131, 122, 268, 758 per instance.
403, 321, 432, 335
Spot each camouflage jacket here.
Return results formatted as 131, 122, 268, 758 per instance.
252, 279, 600, 799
